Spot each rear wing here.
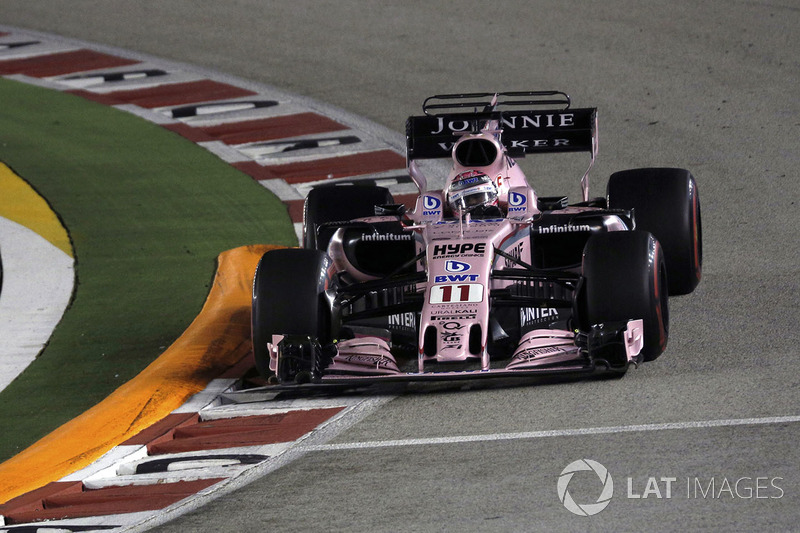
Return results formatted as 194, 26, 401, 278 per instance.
405, 91, 599, 200
407, 91, 597, 160
407, 107, 597, 159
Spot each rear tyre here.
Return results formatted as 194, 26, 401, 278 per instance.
251, 248, 332, 380
583, 231, 669, 362
607, 168, 702, 295
304, 184, 394, 250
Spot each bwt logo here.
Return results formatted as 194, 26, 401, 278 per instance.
509, 192, 526, 207
434, 274, 479, 282
445, 260, 471, 273
423, 196, 441, 210
557, 459, 614, 516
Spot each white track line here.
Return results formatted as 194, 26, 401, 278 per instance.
303, 414, 800, 452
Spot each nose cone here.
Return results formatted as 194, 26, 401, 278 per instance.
421, 321, 484, 363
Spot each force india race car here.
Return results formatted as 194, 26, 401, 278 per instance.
251, 91, 702, 384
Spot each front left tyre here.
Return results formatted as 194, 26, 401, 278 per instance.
251, 248, 333, 381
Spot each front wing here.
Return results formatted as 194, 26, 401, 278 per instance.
269, 319, 644, 385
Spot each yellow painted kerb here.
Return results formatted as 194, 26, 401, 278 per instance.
0, 244, 284, 504
0, 162, 72, 257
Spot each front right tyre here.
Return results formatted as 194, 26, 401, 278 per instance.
582, 231, 669, 362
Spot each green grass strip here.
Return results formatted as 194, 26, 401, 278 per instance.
0, 77, 297, 461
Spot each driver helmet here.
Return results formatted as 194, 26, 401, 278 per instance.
446, 170, 499, 216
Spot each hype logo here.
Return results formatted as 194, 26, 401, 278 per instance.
445, 260, 471, 273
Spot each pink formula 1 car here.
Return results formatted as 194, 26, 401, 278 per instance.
251, 91, 702, 384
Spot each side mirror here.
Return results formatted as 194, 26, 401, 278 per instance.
374, 204, 407, 216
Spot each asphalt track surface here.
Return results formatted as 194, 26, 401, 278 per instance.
3, 1, 799, 530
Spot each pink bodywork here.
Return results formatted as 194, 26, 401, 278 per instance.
415, 216, 530, 369
274, 120, 642, 379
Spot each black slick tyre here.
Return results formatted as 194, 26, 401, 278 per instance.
303, 184, 394, 250
607, 167, 702, 295
583, 231, 669, 362
251, 248, 332, 379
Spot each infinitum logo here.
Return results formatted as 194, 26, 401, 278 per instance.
557, 459, 614, 516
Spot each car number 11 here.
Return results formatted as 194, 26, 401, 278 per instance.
429, 283, 484, 304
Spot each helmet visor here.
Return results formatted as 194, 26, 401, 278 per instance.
448, 182, 498, 215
